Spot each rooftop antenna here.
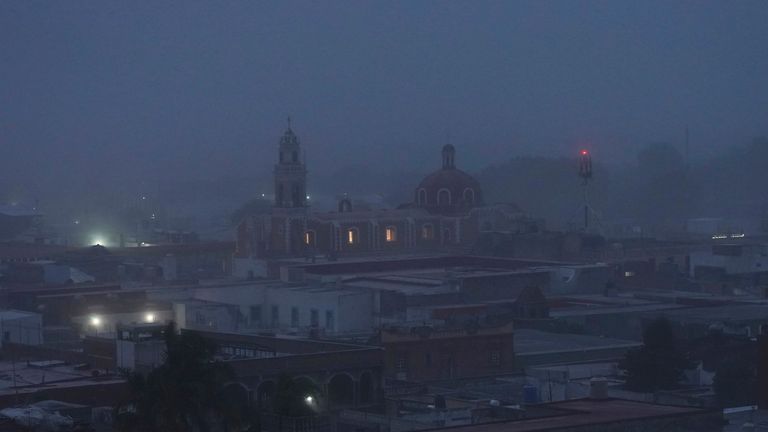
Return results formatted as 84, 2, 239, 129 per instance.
571, 149, 603, 233
287, 115, 292, 130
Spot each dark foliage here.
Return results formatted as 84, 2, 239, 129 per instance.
619, 317, 692, 392
114, 322, 251, 432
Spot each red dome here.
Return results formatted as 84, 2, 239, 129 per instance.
414, 145, 483, 212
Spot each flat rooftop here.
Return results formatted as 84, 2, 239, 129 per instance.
640, 303, 768, 323
514, 329, 641, 356
0, 360, 122, 398
425, 398, 715, 432
294, 255, 571, 276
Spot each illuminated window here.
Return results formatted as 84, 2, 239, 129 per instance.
624, 271, 635, 277
385, 226, 397, 242
347, 228, 359, 245
422, 224, 434, 239
304, 230, 315, 246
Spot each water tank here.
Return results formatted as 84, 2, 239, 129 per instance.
589, 377, 609, 400
522, 385, 539, 404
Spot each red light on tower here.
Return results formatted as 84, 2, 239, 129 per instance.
578, 149, 592, 181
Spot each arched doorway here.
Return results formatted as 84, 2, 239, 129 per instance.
257, 380, 276, 410
328, 374, 354, 406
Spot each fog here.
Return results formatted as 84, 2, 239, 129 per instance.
2, 1, 768, 230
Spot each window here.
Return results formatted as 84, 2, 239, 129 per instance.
347, 228, 359, 245
325, 310, 335, 331
425, 352, 432, 367
310, 309, 319, 326
417, 189, 427, 205
395, 355, 407, 371
489, 350, 501, 366
271, 305, 279, 326
292, 151, 298, 162
624, 271, 635, 277
249, 305, 262, 325
304, 231, 315, 246
463, 188, 475, 204
437, 189, 451, 206
421, 224, 434, 240
385, 226, 397, 242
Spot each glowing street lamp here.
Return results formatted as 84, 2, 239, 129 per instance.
90, 316, 101, 327
145, 313, 155, 323
304, 395, 314, 405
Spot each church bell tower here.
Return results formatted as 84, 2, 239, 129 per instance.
274, 119, 308, 208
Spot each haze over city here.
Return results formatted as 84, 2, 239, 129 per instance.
0, 2, 767, 431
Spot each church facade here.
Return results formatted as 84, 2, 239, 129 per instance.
234, 125, 541, 271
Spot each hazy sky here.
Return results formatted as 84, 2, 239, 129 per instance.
2, 1, 767, 203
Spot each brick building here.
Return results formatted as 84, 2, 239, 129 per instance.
375, 321, 515, 382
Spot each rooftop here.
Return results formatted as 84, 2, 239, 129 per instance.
424, 398, 716, 432
514, 329, 641, 356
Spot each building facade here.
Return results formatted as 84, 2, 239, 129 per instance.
235, 126, 542, 272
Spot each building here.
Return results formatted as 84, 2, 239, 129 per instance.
0, 310, 43, 348
186, 329, 384, 413
374, 321, 516, 382
419, 396, 722, 432
689, 243, 768, 294
234, 125, 542, 277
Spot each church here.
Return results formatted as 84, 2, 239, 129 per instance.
234, 124, 541, 274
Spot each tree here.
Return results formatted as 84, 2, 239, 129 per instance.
713, 351, 758, 407
619, 317, 691, 392
114, 322, 251, 432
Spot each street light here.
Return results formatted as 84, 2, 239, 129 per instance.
145, 313, 155, 323
90, 316, 101, 327
304, 395, 314, 405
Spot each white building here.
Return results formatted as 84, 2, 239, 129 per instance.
0, 310, 43, 348
192, 282, 375, 335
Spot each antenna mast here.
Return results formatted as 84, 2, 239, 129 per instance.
578, 150, 593, 230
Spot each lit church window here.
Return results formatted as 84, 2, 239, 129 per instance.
347, 228, 359, 245
386, 226, 397, 242
304, 231, 315, 246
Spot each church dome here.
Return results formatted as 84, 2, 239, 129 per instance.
414, 145, 483, 212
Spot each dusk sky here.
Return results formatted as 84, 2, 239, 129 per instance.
2, 1, 767, 202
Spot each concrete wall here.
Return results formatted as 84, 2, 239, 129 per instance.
0, 311, 43, 347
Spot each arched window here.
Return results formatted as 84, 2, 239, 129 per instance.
385, 226, 397, 242
347, 228, 359, 245
442, 228, 452, 243
463, 188, 475, 205
417, 188, 427, 206
304, 230, 316, 246
437, 189, 452, 206
421, 224, 434, 240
